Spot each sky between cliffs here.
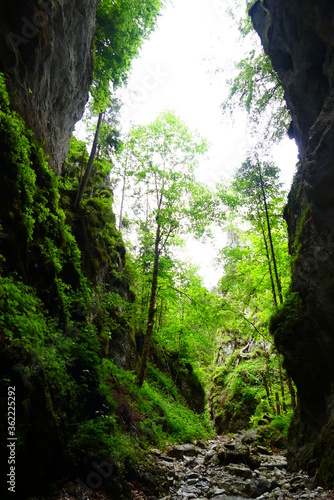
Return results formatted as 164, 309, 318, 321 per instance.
110, 0, 298, 288
117, 0, 298, 188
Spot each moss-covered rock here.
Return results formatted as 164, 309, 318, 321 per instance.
150, 342, 206, 414
210, 336, 272, 434
0, 72, 132, 496
211, 360, 263, 433
59, 137, 137, 369
314, 419, 334, 488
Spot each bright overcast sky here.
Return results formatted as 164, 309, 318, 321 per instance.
113, 0, 299, 288
118, 0, 298, 184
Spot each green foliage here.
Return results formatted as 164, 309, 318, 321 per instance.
256, 413, 293, 447
0, 74, 121, 488
223, 0, 290, 144
125, 245, 221, 390
126, 111, 209, 237
92, 0, 163, 111
98, 359, 213, 449
223, 51, 289, 142
226, 0, 260, 37
119, 111, 215, 386
154, 262, 221, 383
0, 73, 87, 320
147, 363, 179, 400
0, 73, 217, 496
66, 135, 89, 166
211, 334, 295, 441
60, 135, 125, 283
0, 276, 77, 423
270, 291, 304, 344
0, 45, 298, 495
211, 157, 295, 438
216, 159, 290, 343
98, 98, 123, 157
211, 349, 267, 433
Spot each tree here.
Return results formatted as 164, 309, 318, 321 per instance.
92, 0, 163, 111
122, 111, 210, 386
154, 261, 222, 383
215, 156, 291, 340
75, 112, 103, 208
232, 158, 286, 304
215, 158, 296, 414
75, 0, 163, 207
222, 0, 290, 143
75, 99, 123, 208
222, 51, 290, 142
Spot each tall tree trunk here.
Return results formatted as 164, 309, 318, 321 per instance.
118, 147, 128, 231
156, 297, 164, 336
262, 344, 275, 411
260, 371, 273, 407
258, 164, 283, 304
258, 213, 277, 306
137, 222, 161, 387
75, 112, 103, 208
275, 391, 281, 415
118, 172, 126, 232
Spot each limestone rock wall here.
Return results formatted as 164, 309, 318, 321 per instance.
251, 0, 334, 486
0, 0, 97, 173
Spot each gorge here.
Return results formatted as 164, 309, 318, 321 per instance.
0, 0, 334, 498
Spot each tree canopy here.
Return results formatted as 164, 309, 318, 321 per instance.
115, 111, 215, 385
222, 0, 290, 143
92, 0, 163, 112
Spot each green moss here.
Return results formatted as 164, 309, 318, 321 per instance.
0, 72, 89, 321
255, 413, 293, 448
270, 291, 305, 346
211, 354, 269, 433
290, 162, 302, 200
314, 421, 334, 488
97, 359, 213, 450
59, 138, 124, 287
0, 72, 119, 490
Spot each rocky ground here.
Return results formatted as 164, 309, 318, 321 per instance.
35, 432, 334, 499
133, 432, 334, 500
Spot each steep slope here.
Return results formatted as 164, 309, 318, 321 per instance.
251, 0, 334, 487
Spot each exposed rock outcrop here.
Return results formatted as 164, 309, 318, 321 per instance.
251, 0, 334, 487
0, 0, 97, 173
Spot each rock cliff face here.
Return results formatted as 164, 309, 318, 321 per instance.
251, 0, 334, 486
0, 0, 97, 173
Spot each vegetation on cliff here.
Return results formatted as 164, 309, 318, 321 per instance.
0, 56, 295, 493
0, 73, 214, 497
3, 0, 334, 496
